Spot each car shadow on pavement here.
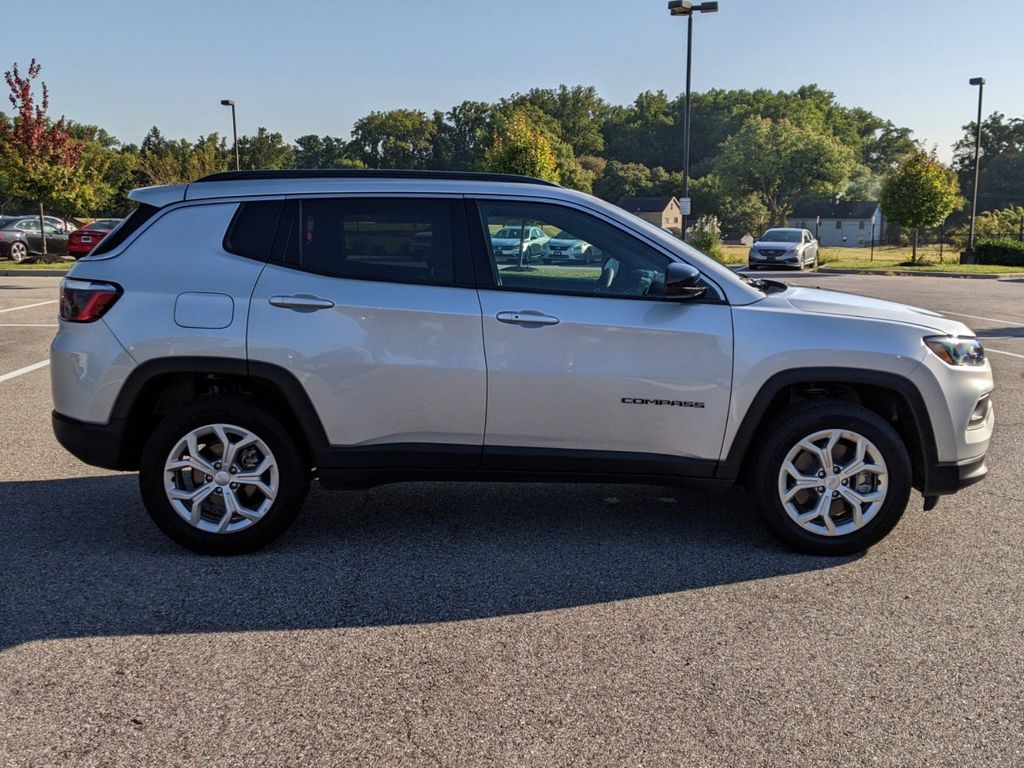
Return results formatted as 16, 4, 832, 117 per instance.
0, 475, 856, 650
979, 326, 1024, 339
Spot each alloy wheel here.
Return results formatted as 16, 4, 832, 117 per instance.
163, 423, 279, 534
10, 242, 28, 262
777, 428, 888, 537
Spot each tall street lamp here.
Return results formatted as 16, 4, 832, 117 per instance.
668, 0, 718, 236
220, 99, 240, 171
967, 77, 985, 255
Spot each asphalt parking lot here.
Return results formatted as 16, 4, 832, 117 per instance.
1, 271, 1022, 766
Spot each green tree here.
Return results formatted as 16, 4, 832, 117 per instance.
293, 134, 359, 169
483, 111, 559, 183
237, 127, 293, 170
715, 116, 855, 224
429, 101, 492, 170
880, 151, 963, 263
349, 109, 435, 169
137, 134, 228, 185
0, 60, 90, 258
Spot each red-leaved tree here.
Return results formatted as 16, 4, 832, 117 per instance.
0, 59, 82, 259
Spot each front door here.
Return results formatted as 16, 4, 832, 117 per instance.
247, 196, 486, 457
471, 199, 734, 473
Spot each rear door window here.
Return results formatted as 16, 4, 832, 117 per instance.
275, 198, 456, 285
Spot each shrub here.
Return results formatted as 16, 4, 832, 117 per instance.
689, 214, 725, 262
974, 237, 1024, 267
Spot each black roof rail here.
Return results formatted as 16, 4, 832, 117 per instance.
194, 169, 560, 186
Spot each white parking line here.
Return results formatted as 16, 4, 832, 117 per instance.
0, 323, 58, 327
0, 359, 50, 383
939, 310, 1024, 327
986, 348, 1024, 361
0, 299, 58, 314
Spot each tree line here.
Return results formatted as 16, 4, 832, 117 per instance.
1, 59, 1021, 257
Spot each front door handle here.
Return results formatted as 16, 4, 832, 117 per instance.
496, 310, 560, 326
268, 294, 335, 311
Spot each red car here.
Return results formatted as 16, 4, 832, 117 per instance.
67, 218, 122, 258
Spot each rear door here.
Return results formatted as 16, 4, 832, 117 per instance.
247, 196, 486, 459
469, 198, 733, 475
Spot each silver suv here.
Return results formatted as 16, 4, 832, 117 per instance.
51, 170, 994, 556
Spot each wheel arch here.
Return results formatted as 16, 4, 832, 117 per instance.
111, 357, 329, 471
718, 367, 937, 490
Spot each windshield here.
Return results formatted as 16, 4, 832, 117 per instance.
760, 229, 801, 243
88, 219, 121, 229
493, 227, 525, 239
551, 230, 578, 241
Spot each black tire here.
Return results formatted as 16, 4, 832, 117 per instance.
139, 395, 309, 555
751, 400, 912, 556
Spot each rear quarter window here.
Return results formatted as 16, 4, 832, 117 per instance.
90, 204, 160, 256
223, 200, 284, 261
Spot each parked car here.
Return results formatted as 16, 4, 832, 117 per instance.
68, 219, 123, 259
51, 169, 993, 557
749, 228, 818, 270
490, 225, 549, 263
0, 215, 69, 261
542, 230, 601, 263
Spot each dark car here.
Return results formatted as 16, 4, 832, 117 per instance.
68, 218, 123, 259
0, 216, 70, 262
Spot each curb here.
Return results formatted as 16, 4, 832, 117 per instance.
815, 268, 1024, 280
729, 265, 1024, 280
0, 269, 70, 277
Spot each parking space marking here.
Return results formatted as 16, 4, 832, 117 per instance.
0, 359, 50, 383
0, 323, 58, 327
985, 347, 1024, 361
939, 310, 1024, 327
0, 299, 58, 314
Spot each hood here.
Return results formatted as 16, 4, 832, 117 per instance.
550, 238, 583, 246
754, 240, 800, 249
782, 285, 972, 335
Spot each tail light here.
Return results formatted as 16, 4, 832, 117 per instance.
59, 278, 122, 323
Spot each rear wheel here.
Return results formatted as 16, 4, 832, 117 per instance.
752, 400, 912, 555
139, 396, 309, 554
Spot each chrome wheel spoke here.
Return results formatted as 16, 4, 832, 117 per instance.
164, 423, 279, 535
779, 428, 888, 537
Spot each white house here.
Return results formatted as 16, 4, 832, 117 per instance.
788, 200, 883, 247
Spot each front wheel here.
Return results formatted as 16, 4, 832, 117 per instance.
139, 396, 309, 554
9, 242, 29, 262
751, 400, 912, 555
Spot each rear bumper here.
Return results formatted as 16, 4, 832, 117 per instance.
922, 454, 988, 496
52, 411, 133, 470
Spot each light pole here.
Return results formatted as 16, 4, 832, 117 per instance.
220, 99, 240, 171
967, 77, 985, 255
668, 0, 718, 237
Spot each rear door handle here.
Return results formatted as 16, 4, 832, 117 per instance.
268, 295, 335, 311
496, 310, 560, 326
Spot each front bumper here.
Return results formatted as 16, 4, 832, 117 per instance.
922, 454, 988, 496
52, 411, 135, 470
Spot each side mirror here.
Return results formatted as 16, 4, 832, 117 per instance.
665, 262, 707, 300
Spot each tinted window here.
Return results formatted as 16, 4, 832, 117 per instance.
91, 204, 160, 256
478, 201, 672, 299
224, 200, 283, 261
281, 198, 454, 284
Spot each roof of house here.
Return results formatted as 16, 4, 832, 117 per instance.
616, 195, 677, 214
790, 200, 880, 220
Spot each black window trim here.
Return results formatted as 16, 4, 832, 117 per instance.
465, 196, 727, 305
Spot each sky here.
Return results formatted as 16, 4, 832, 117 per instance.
5, 0, 1022, 162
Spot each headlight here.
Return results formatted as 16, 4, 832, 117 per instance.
924, 336, 985, 366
